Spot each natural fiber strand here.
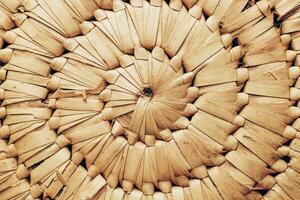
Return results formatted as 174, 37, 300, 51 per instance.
0, 0, 300, 199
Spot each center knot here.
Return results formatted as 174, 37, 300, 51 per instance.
142, 87, 154, 97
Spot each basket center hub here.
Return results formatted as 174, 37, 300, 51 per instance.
142, 87, 154, 97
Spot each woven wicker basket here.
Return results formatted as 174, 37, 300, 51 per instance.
0, 0, 300, 199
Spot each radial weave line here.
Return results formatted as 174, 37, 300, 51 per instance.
0, 0, 300, 199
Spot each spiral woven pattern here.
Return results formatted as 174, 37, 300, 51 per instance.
0, 0, 300, 199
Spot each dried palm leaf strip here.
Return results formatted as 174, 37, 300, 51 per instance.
12, 13, 65, 56
275, 0, 300, 20
20, 0, 82, 37
0, 10, 14, 31
48, 57, 106, 92
0, 139, 37, 200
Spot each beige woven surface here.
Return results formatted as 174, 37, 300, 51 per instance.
0, 0, 300, 199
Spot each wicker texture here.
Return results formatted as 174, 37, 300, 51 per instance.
0, 0, 300, 199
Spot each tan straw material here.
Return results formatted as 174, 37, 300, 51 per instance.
0, 0, 300, 199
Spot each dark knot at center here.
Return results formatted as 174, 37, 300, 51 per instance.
142, 87, 153, 97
